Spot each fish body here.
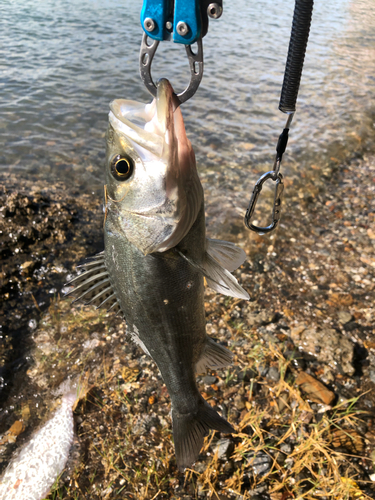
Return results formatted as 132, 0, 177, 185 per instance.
67, 79, 249, 470
0, 385, 78, 500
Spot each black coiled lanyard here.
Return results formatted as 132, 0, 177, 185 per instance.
244, 0, 314, 234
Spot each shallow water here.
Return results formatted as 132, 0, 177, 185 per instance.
1, 0, 375, 193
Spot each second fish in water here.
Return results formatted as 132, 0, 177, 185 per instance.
67, 78, 249, 471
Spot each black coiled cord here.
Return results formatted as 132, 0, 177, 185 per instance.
279, 0, 314, 113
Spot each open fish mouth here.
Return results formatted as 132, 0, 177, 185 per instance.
109, 79, 182, 160
106, 79, 203, 255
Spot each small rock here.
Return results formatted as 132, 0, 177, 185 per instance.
246, 452, 272, 476
20, 260, 34, 271
258, 327, 279, 344
291, 327, 354, 376
331, 429, 364, 454
337, 310, 352, 324
233, 395, 246, 411
277, 394, 288, 412
236, 367, 257, 382
280, 443, 292, 454
266, 366, 280, 382
258, 364, 269, 377
295, 372, 335, 405
194, 462, 206, 473
223, 460, 234, 473
28, 319, 37, 330
82, 338, 101, 349
202, 375, 217, 385
213, 438, 234, 460
290, 324, 307, 339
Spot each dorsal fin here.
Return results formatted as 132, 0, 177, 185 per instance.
65, 253, 120, 313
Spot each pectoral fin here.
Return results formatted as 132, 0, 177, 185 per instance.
203, 253, 250, 300
206, 238, 247, 272
176, 246, 249, 300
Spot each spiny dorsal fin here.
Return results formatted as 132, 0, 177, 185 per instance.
64, 253, 120, 312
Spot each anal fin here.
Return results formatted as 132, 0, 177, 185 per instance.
196, 337, 233, 373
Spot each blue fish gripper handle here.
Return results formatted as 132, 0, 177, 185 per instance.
140, 0, 203, 44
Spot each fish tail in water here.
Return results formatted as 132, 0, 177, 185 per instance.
172, 398, 234, 471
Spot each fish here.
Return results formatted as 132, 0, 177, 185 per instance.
0, 380, 84, 500
66, 78, 249, 471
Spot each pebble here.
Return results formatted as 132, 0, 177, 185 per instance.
337, 310, 353, 324
280, 443, 292, 454
28, 319, 38, 330
295, 372, 335, 405
266, 366, 280, 382
202, 375, 217, 385
233, 394, 246, 410
258, 364, 269, 377
236, 367, 257, 383
246, 452, 272, 476
291, 326, 354, 376
213, 438, 234, 460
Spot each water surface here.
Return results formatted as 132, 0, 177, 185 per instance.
1, 0, 375, 194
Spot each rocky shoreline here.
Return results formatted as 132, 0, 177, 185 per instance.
0, 153, 374, 499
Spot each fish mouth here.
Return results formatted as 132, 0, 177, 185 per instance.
107, 78, 203, 254
154, 78, 180, 137
108, 78, 183, 160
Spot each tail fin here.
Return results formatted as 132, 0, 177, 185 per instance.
172, 398, 234, 471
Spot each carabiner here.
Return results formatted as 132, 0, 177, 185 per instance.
139, 33, 203, 106
244, 171, 284, 234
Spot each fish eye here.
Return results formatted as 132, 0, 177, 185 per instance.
110, 154, 134, 181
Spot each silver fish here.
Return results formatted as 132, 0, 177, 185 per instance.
0, 382, 81, 500
67, 79, 249, 470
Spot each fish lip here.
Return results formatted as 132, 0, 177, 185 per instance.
155, 78, 179, 131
